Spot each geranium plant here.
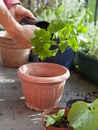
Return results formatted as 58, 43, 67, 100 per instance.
30, 0, 91, 60
30, 14, 89, 60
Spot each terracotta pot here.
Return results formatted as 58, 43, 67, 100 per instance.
0, 36, 30, 67
0, 37, 19, 49
17, 62, 70, 111
42, 107, 73, 130
0, 47, 30, 67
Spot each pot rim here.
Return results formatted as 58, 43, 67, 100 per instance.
17, 62, 70, 83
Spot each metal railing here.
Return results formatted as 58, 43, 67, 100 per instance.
94, 0, 98, 25
85, 0, 98, 25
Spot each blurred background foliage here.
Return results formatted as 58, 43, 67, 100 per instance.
21, 0, 97, 22
20, 0, 55, 13
0, 0, 97, 31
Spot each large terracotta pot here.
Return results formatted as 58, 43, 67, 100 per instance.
17, 62, 70, 111
0, 47, 30, 68
42, 107, 73, 130
0, 36, 30, 68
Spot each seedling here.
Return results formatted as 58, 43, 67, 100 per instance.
44, 98, 98, 130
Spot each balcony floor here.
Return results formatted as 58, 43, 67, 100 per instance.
0, 63, 98, 130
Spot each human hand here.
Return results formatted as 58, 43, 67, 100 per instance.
10, 24, 39, 48
9, 4, 36, 22
0, 0, 39, 49
8, 4, 39, 48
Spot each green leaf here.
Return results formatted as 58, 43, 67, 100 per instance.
57, 109, 65, 117
68, 37, 78, 52
77, 25, 88, 33
47, 20, 65, 34
59, 40, 68, 53
46, 116, 55, 127
51, 114, 57, 119
30, 29, 57, 60
34, 29, 51, 42
68, 100, 98, 130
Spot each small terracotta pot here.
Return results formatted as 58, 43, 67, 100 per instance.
17, 62, 70, 111
42, 107, 73, 130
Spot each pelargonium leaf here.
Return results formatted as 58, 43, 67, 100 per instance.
48, 20, 65, 34
59, 40, 68, 53
68, 37, 78, 52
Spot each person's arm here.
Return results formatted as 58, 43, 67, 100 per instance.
9, 4, 36, 22
0, 0, 21, 37
4, 0, 36, 21
0, 0, 39, 48
3, 0, 21, 8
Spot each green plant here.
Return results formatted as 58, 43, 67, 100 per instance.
45, 109, 66, 127
30, 19, 88, 60
30, 13, 89, 60
30, 0, 91, 60
79, 22, 98, 59
45, 98, 98, 130
30, 19, 79, 60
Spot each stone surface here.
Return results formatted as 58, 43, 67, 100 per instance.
0, 63, 98, 130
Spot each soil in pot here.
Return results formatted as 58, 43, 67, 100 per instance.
51, 116, 69, 128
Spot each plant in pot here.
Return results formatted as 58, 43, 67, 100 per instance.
73, 22, 98, 85
42, 98, 98, 130
30, 0, 90, 69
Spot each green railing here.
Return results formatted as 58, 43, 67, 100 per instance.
94, 0, 98, 24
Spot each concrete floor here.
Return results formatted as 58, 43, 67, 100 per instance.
0, 62, 98, 130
